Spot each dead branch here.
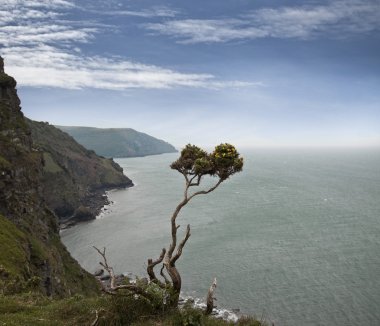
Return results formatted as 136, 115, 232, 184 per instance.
147, 248, 166, 282
160, 264, 170, 284
205, 278, 217, 315
93, 246, 154, 301
93, 246, 116, 288
90, 309, 99, 326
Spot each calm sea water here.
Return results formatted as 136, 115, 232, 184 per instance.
61, 149, 380, 325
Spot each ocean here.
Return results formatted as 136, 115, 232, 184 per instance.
61, 149, 380, 325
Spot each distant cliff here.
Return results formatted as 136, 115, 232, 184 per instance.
0, 56, 99, 297
27, 120, 133, 225
57, 126, 177, 158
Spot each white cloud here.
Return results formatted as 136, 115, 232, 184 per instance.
0, 0, 256, 90
98, 7, 179, 18
3, 45, 257, 90
144, 0, 380, 43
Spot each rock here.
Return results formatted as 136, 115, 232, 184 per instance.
232, 308, 240, 313
115, 274, 126, 285
93, 269, 104, 277
100, 275, 110, 281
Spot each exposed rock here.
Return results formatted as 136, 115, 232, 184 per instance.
27, 119, 133, 225
93, 269, 104, 277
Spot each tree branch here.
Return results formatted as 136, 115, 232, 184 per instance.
93, 246, 117, 288
147, 248, 166, 282
160, 264, 171, 284
171, 224, 191, 265
94, 246, 154, 300
188, 179, 223, 202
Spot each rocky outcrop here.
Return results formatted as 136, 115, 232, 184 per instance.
27, 119, 133, 225
0, 56, 99, 297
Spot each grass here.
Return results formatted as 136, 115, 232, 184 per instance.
0, 292, 267, 326
0, 215, 29, 282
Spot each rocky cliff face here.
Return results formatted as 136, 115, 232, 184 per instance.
27, 119, 133, 225
0, 57, 99, 297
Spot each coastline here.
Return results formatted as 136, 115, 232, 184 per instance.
59, 182, 133, 229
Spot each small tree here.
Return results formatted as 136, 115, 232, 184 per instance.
147, 143, 243, 305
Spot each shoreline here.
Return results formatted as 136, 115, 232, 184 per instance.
59, 182, 133, 229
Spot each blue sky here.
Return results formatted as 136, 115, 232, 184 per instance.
1, 0, 379, 148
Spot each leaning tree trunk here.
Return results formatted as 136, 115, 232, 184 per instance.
146, 174, 223, 307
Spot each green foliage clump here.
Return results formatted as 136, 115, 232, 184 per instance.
171, 143, 243, 181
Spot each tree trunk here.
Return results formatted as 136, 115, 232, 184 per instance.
205, 278, 217, 315
166, 264, 182, 305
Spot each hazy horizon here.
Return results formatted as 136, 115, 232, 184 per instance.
1, 0, 379, 149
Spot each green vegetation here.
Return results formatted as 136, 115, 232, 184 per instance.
27, 119, 132, 221
42, 152, 63, 173
56, 125, 177, 158
0, 292, 266, 325
0, 215, 28, 284
0, 214, 99, 297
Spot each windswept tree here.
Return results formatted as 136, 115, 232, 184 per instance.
147, 143, 244, 305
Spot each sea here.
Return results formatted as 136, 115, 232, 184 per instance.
61, 148, 380, 326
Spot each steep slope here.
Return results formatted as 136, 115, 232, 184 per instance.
0, 57, 99, 296
27, 120, 133, 224
57, 126, 177, 158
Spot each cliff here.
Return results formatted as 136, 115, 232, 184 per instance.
57, 126, 177, 158
27, 119, 133, 225
0, 57, 99, 297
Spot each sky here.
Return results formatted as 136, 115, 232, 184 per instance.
1, 0, 380, 149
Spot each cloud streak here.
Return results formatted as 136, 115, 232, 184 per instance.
144, 0, 380, 43
2, 45, 257, 90
0, 0, 253, 90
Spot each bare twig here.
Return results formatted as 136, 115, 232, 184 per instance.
93, 246, 154, 300
90, 310, 99, 326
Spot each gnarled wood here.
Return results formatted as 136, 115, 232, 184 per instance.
93, 246, 154, 301
205, 278, 217, 315
147, 248, 166, 282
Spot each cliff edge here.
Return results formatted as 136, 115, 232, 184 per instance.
0, 57, 99, 296
27, 119, 133, 225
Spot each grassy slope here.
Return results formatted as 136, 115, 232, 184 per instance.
27, 119, 132, 219
0, 293, 265, 326
0, 214, 99, 297
56, 126, 177, 158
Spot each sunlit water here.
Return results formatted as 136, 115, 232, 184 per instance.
61, 149, 380, 325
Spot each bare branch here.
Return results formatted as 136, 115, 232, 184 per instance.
205, 278, 217, 315
189, 174, 202, 187
93, 246, 116, 288
147, 248, 166, 282
167, 197, 189, 258
91, 310, 99, 326
188, 179, 223, 202
94, 246, 154, 300
171, 224, 191, 265
160, 264, 170, 284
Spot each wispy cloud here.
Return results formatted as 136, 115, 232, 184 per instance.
144, 0, 380, 43
0, 0, 254, 90
99, 6, 179, 18
2, 45, 257, 90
